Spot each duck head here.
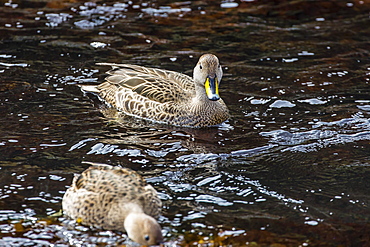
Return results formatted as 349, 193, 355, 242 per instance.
124, 213, 163, 246
193, 54, 223, 101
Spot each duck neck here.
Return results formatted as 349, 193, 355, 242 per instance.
124, 212, 140, 230
191, 84, 221, 117
194, 84, 210, 102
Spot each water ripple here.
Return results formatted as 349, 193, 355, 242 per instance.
282, 130, 370, 153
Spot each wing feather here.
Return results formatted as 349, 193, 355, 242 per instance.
97, 63, 194, 103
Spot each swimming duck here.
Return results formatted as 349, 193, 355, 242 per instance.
82, 54, 229, 127
62, 162, 163, 245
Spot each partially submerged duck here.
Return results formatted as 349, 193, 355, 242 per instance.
82, 54, 229, 127
62, 162, 163, 245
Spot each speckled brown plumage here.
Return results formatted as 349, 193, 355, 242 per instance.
83, 54, 229, 127
62, 162, 163, 245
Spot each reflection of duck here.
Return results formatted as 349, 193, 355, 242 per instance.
62, 162, 163, 245
82, 54, 229, 127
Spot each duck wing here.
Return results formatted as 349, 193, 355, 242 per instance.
97, 63, 195, 104
73, 163, 161, 217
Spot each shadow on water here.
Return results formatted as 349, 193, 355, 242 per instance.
1, 0, 370, 246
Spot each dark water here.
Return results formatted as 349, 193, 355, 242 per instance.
1, 0, 370, 246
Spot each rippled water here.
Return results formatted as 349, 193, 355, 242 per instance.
1, 0, 370, 246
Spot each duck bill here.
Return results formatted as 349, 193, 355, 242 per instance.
204, 77, 220, 101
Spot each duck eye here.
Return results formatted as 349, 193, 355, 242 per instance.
144, 235, 150, 241
199, 64, 203, 70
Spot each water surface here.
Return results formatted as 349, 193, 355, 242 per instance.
1, 0, 370, 246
